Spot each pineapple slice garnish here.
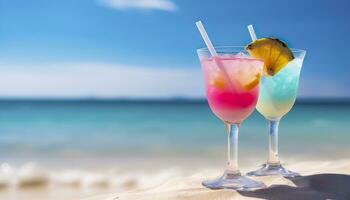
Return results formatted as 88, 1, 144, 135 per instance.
245, 37, 294, 76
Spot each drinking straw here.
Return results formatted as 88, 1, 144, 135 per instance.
247, 24, 257, 41
195, 21, 218, 57
195, 21, 234, 89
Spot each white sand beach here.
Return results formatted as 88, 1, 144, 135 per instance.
83, 159, 350, 200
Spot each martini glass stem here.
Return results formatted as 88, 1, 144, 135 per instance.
268, 118, 281, 165
225, 122, 240, 174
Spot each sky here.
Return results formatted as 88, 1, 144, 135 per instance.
0, 0, 349, 99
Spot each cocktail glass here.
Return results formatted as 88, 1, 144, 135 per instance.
247, 49, 306, 177
197, 46, 265, 190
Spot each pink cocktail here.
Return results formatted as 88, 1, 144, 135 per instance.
197, 46, 264, 190
201, 54, 262, 123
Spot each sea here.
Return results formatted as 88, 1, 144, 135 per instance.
0, 99, 349, 171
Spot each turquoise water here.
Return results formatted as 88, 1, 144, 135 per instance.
257, 58, 303, 119
0, 100, 349, 168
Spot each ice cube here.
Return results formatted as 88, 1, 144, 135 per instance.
221, 54, 235, 59
234, 52, 250, 58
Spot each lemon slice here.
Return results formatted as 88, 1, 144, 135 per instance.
210, 72, 226, 88
231, 66, 260, 91
245, 37, 294, 76
210, 77, 225, 88
243, 73, 260, 90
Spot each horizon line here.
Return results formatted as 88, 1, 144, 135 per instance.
0, 97, 349, 103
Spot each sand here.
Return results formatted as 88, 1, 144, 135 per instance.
1, 159, 349, 200
83, 159, 350, 200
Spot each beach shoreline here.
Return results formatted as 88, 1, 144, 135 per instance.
0, 156, 349, 199
83, 159, 350, 200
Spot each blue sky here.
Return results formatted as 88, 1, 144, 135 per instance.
0, 0, 349, 98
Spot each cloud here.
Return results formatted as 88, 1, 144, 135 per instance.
98, 0, 177, 11
0, 62, 203, 99
0, 62, 347, 99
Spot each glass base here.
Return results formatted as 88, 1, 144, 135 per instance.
202, 171, 266, 191
246, 163, 300, 178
